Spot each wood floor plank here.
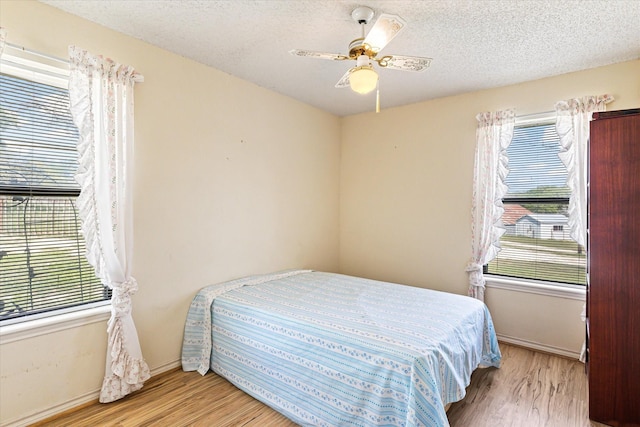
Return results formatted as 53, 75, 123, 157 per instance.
447, 343, 605, 427
34, 343, 607, 426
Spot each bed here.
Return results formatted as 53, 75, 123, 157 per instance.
182, 270, 501, 426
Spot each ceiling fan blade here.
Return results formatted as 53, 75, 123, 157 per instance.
381, 55, 432, 72
363, 13, 407, 53
289, 49, 349, 61
335, 69, 351, 88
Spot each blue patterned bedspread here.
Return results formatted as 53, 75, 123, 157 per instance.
182, 270, 501, 426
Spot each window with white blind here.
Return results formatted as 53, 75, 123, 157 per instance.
0, 52, 107, 324
486, 114, 586, 285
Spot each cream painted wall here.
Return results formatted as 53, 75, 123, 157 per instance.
0, 1, 340, 425
340, 60, 640, 356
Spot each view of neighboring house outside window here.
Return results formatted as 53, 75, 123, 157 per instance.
0, 52, 107, 323
486, 115, 587, 286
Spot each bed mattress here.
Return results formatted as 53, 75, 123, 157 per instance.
182, 270, 501, 426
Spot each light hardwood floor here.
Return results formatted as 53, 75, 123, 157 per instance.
35, 343, 606, 427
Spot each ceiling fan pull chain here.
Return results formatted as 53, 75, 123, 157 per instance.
376, 84, 380, 113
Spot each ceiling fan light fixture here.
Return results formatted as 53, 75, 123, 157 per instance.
349, 65, 378, 94
349, 55, 378, 95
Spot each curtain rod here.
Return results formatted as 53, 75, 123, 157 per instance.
4, 42, 144, 82
515, 110, 555, 125
5, 42, 69, 64
516, 110, 554, 119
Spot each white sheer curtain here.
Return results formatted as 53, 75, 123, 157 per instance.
467, 109, 515, 301
555, 94, 613, 362
68, 46, 149, 403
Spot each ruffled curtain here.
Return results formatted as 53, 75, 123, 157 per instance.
467, 110, 515, 301
555, 95, 613, 247
555, 94, 613, 362
68, 46, 149, 403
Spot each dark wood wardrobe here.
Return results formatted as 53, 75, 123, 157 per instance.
587, 108, 640, 427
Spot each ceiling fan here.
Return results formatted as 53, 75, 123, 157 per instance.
289, 6, 432, 110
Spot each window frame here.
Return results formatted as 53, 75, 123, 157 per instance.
484, 111, 586, 290
0, 49, 109, 326
0, 302, 110, 344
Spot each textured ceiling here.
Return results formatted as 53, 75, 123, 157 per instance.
40, 0, 640, 116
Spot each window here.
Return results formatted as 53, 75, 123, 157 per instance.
0, 52, 107, 324
486, 114, 586, 285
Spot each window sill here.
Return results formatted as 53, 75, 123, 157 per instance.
485, 275, 586, 301
0, 303, 111, 345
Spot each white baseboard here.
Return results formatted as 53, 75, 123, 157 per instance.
3, 389, 101, 427
497, 334, 581, 360
150, 359, 182, 377
2, 359, 182, 427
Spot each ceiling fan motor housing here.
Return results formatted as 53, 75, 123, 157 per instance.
348, 38, 376, 59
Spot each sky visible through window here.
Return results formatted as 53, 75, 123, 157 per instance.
505, 123, 568, 197
0, 73, 79, 190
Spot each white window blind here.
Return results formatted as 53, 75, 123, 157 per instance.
0, 64, 107, 323
486, 119, 587, 285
